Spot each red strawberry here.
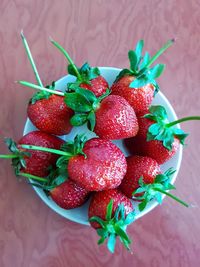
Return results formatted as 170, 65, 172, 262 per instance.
0, 131, 64, 177
65, 88, 139, 140
50, 179, 89, 209
80, 75, 109, 97
111, 39, 174, 113
120, 155, 161, 198
88, 189, 135, 253
68, 137, 127, 191
28, 91, 74, 136
111, 75, 154, 113
51, 39, 108, 97
19, 32, 74, 136
120, 156, 188, 211
125, 107, 187, 164
94, 95, 138, 139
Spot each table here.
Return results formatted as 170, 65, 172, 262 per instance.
0, 0, 200, 266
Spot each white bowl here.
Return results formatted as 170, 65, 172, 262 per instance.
23, 67, 182, 225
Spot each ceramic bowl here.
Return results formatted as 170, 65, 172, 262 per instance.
23, 67, 182, 225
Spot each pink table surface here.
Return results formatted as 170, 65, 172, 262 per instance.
0, 0, 200, 266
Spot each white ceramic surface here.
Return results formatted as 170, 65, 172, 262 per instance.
23, 67, 182, 226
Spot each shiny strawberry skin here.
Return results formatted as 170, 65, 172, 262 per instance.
111, 76, 154, 113
125, 111, 180, 164
120, 156, 161, 198
88, 189, 134, 229
94, 95, 139, 140
28, 94, 74, 136
68, 138, 127, 191
80, 76, 109, 97
18, 131, 64, 177
50, 179, 89, 209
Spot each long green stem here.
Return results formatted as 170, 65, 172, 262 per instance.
167, 116, 200, 127
0, 154, 18, 159
18, 81, 64, 96
146, 39, 175, 68
20, 144, 72, 157
18, 172, 47, 182
21, 30, 43, 87
155, 188, 189, 207
50, 38, 82, 80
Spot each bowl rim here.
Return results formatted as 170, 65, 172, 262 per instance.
23, 66, 183, 225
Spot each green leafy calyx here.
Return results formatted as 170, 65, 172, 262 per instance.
30, 81, 56, 104
144, 105, 189, 150
115, 39, 174, 90
65, 88, 110, 131
4, 138, 31, 175
89, 200, 135, 253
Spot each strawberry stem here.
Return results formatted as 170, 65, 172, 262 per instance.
154, 188, 189, 207
50, 38, 82, 80
146, 39, 175, 68
21, 30, 43, 87
166, 116, 200, 127
18, 81, 64, 96
18, 172, 47, 182
20, 144, 73, 157
0, 154, 18, 159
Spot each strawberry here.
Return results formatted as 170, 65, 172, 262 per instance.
0, 131, 64, 177
88, 189, 135, 253
20, 32, 74, 136
120, 156, 188, 211
20, 135, 127, 191
120, 155, 161, 198
27, 86, 74, 136
111, 39, 174, 113
125, 106, 200, 164
50, 179, 89, 209
64, 88, 139, 140
67, 137, 127, 191
50, 39, 109, 97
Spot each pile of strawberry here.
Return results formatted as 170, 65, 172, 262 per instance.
1, 32, 199, 254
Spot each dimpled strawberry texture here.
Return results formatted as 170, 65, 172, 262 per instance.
50, 179, 89, 209
18, 131, 64, 177
68, 138, 127, 191
111, 76, 154, 114
94, 95, 139, 140
127, 111, 180, 164
80, 76, 109, 97
89, 189, 134, 229
28, 94, 74, 136
120, 155, 161, 198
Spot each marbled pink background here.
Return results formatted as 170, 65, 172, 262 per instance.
0, 0, 200, 266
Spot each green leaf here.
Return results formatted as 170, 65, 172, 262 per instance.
148, 105, 168, 120
114, 225, 131, 244
75, 87, 96, 103
154, 192, 163, 204
149, 64, 165, 80
128, 50, 138, 72
65, 93, 92, 112
70, 113, 88, 126
173, 128, 188, 145
148, 123, 163, 136
135, 40, 144, 63
129, 74, 150, 88
107, 234, 116, 253
138, 199, 148, 211
98, 237, 106, 245
106, 200, 114, 221
68, 64, 78, 77
87, 111, 96, 131
132, 187, 146, 195
97, 228, 108, 238
89, 216, 106, 228
140, 52, 150, 69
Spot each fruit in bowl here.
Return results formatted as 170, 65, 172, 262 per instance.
1, 33, 199, 253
